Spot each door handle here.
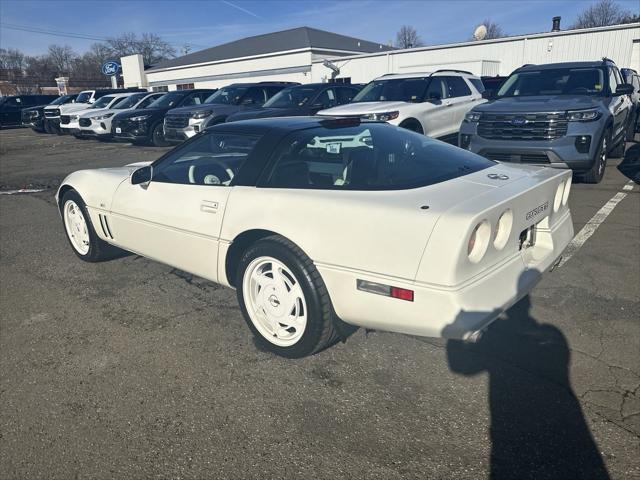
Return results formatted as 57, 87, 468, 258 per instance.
200, 200, 219, 213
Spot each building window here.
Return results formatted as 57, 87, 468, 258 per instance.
152, 86, 169, 92
176, 83, 195, 90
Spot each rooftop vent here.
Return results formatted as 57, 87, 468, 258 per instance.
552, 16, 561, 32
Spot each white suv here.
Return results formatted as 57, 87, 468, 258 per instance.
318, 70, 486, 142
60, 93, 139, 136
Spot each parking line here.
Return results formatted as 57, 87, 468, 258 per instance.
558, 181, 634, 267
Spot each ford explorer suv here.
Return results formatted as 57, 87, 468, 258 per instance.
621, 68, 640, 134
163, 82, 297, 143
21, 94, 77, 133
317, 70, 485, 143
0, 94, 58, 128
76, 92, 164, 140
226, 83, 362, 123
111, 89, 216, 146
459, 59, 634, 184
44, 88, 146, 134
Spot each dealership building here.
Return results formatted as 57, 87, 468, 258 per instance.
122, 21, 640, 90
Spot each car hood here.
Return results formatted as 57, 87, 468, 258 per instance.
227, 107, 306, 122
318, 101, 410, 116
59, 103, 92, 114
168, 103, 241, 117
475, 95, 605, 113
115, 107, 167, 119
79, 108, 111, 118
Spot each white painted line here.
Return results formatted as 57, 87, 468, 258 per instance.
623, 183, 634, 191
558, 186, 631, 267
0, 188, 46, 195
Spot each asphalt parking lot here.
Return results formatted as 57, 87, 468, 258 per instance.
1, 128, 639, 479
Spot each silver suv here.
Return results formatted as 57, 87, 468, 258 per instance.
460, 59, 635, 183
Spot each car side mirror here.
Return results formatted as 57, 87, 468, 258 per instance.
615, 84, 634, 95
131, 165, 153, 187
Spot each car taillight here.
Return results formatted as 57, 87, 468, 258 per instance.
493, 209, 513, 250
468, 220, 491, 263
562, 177, 571, 206
553, 182, 564, 212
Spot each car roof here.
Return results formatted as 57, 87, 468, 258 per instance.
374, 71, 479, 80
207, 115, 382, 134
517, 61, 610, 71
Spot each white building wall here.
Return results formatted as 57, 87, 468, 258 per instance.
121, 54, 148, 88
311, 23, 640, 83
145, 50, 314, 89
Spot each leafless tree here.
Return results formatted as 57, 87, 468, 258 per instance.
395, 25, 425, 49
105, 32, 175, 66
47, 45, 77, 75
571, 0, 634, 28
474, 19, 506, 40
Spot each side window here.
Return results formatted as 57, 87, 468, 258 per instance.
264, 86, 284, 99
314, 89, 337, 109
425, 78, 448, 100
336, 87, 359, 104
608, 68, 619, 94
241, 88, 267, 106
445, 76, 472, 97
5, 98, 21, 108
152, 133, 260, 186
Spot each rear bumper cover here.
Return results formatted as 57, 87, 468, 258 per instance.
318, 209, 573, 340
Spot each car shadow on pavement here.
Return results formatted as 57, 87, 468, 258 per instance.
444, 274, 609, 479
618, 142, 640, 184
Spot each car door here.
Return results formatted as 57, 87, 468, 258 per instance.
420, 77, 452, 139
0, 97, 22, 125
442, 76, 476, 135
609, 67, 628, 141
108, 132, 260, 282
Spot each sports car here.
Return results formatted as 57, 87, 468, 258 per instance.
56, 117, 574, 358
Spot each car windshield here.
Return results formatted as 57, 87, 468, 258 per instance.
147, 92, 184, 108
266, 122, 494, 190
263, 86, 322, 108
50, 95, 73, 105
113, 93, 147, 109
352, 78, 429, 103
91, 96, 115, 109
204, 86, 249, 105
497, 67, 606, 97
75, 92, 93, 103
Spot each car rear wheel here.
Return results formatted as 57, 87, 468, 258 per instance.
61, 190, 115, 262
237, 236, 340, 358
582, 130, 608, 184
151, 123, 169, 147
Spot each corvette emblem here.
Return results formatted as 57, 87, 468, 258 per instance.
487, 173, 510, 180
526, 201, 549, 221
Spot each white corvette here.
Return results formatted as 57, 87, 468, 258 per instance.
56, 117, 574, 357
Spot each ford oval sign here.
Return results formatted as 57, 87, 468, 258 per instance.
101, 61, 120, 76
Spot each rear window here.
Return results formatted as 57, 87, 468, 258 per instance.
469, 78, 485, 93
264, 123, 493, 190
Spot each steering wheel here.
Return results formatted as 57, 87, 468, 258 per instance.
188, 158, 235, 185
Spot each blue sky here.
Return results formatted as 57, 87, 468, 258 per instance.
1, 0, 638, 56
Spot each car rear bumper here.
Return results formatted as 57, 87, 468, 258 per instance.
317, 209, 573, 339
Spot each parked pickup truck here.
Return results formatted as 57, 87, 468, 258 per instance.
0, 94, 58, 128
459, 58, 634, 183
21, 94, 78, 133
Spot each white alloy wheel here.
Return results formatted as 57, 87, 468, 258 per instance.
242, 256, 307, 347
63, 200, 90, 255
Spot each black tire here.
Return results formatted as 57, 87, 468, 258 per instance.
43, 121, 53, 134
610, 130, 626, 158
581, 129, 609, 184
625, 114, 637, 142
60, 190, 116, 262
151, 122, 169, 147
399, 119, 424, 134
236, 235, 342, 358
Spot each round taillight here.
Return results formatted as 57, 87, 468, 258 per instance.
553, 182, 564, 212
562, 177, 572, 206
493, 209, 513, 250
468, 220, 491, 263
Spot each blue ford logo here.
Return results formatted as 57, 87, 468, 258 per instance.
101, 61, 120, 76
511, 117, 527, 126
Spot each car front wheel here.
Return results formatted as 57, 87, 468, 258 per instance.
236, 236, 340, 358
582, 130, 608, 184
151, 123, 169, 147
61, 190, 115, 262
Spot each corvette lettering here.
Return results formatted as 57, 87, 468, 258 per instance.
526, 201, 549, 221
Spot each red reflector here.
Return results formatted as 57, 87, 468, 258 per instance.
390, 287, 414, 302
